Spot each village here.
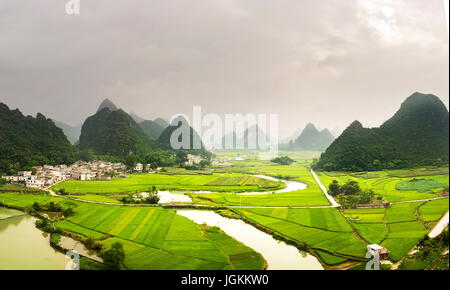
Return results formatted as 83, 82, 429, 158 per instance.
0, 154, 231, 190
2, 161, 135, 189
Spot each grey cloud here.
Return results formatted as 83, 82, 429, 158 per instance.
0, 0, 448, 139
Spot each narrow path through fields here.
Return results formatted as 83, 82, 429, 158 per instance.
310, 170, 340, 207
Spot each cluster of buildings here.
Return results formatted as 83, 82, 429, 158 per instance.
2, 161, 127, 189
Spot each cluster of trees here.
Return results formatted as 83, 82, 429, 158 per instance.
121, 186, 160, 204
84, 236, 103, 252
328, 180, 382, 206
31, 201, 74, 217
414, 229, 448, 260
101, 242, 125, 269
83, 237, 125, 269
271, 156, 295, 165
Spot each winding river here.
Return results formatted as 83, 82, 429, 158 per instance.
155, 174, 308, 203
177, 210, 323, 270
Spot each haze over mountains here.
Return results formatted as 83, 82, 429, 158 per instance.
314, 93, 449, 172
280, 123, 335, 151
52, 121, 82, 144
1, 92, 448, 174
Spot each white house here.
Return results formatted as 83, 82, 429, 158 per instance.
134, 163, 144, 172
80, 173, 92, 181
367, 244, 389, 260
25, 179, 45, 189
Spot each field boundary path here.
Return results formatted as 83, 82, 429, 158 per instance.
428, 210, 449, 238
310, 170, 340, 207
390, 196, 448, 204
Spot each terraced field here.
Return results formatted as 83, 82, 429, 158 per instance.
237, 208, 367, 263
192, 163, 330, 207
317, 168, 448, 202
52, 173, 283, 194
343, 199, 449, 262
0, 192, 265, 270
1, 156, 448, 269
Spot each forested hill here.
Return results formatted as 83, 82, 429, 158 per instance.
314, 92, 449, 172
158, 116, 204, 150
78, 105, 158, 157
0, 103, 77, 174
139, 120, 166, 139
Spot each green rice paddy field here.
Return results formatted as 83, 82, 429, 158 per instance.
1, 153, 449, 269
342, 198, 449, 262
0, 192, 265, 270
317, 168, 448, 202
51, 173, 283, 194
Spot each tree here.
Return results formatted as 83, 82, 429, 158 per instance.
63, 207, 75, 217
145, 186, 160, 204
340, 180, 360, 195
175, 151, 188, 165
102, 242, 125, 269
85, 236, 103, 251
199, 159, 211, 169
328, 180, 341, 196
32, 202, 41, 212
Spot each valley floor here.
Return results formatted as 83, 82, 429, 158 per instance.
0, 151, 448, 270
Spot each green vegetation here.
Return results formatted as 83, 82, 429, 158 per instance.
0, 103, 77, 174
271, 156, 295, 165
52, 173, 283, 194
237, 207, 367, 262
396, 178, 445, 193
318, 168, 448, 202
343, 199, 449, 263
0, 192, 265, 270
1, 149, 448, 269
101, 242, 126, 269
315, 93, 449, 172
327, 179, 380, 206
78, 106, 158, 158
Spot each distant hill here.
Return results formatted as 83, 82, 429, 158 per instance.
314, 92, 449, 172
53, 120, 81, 144
0, 103, 76, 174
139, 120, 166, 139
78, 99, 157, 157
154, 118, 169, 128
158, 116, 203, 150
129, 112, 168, 139
281, 123, 334, 151
221, 125, 270, 150
129, 111, 146, 124
97, 98, 118, 112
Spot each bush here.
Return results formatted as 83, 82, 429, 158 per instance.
63, 207, 75, 217
36, 219, 56, 233
102, 242, 125, 269
271, 156, 295, 165
84, 236, 103, 251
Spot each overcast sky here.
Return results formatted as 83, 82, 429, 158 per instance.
0, 0, 448, 139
